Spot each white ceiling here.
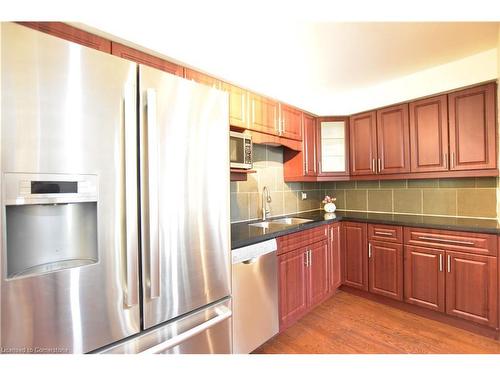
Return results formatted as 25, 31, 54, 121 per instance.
77, 20, 499, 115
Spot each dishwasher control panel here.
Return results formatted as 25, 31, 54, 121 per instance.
232, 238, 277, 264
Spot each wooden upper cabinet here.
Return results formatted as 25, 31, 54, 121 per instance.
445, 251, 498, 328
342, 222, 368, 291
184, 68, 221, 89
376, 104, 410, 174
18, 22, 111, 53
409, 95, 449, 172
111, 42, 183, 76
303, 114, 318, 176
283, 114, 316, 180
349, 111, 377, 176
280, 105, 303, 141
448, 82, 497, 170
404, 245, 445, 312
249, 93, 279, 136
318, 117, 350, 176
222, 83, 248, 130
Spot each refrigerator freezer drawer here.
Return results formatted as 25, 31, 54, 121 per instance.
97, 298, 232, 354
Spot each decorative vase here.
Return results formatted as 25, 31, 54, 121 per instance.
324, 202, 336, 213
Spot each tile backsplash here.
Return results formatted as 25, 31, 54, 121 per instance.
230, 145, 498, 222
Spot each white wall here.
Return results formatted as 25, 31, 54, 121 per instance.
313, 48, 498, 115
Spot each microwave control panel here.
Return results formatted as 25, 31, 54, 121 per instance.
244, 138, 252, 164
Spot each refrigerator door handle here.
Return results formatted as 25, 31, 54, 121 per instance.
124, 84, 139, 307
146, 88, 161, 299
139, 306, 232, 354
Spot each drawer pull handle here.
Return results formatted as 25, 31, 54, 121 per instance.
439, 254, 443, 272
374, 231, 393, 236
417, 236, 475, 246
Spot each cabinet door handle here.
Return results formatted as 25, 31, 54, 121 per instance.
417, 236, 474, 246
447, 254, 451, 273
451, 152, 455, 169
368, 243, 372, 258
377, 158, 381, 173
372, 159, 375, 173
308, 249, 312, 267
444, 153, 448, 169
304, 251, 309, 266
439, 254, 443, 272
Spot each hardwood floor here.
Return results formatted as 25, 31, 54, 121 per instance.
253, 291, 500, 354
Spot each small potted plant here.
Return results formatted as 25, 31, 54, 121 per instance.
322, 195, 337, 213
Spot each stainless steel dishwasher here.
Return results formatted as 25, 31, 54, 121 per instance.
231, 238, 278, 354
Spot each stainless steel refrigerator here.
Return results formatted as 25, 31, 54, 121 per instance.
0, 22, 231, 354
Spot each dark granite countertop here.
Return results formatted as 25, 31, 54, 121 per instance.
231, 210, 500, 249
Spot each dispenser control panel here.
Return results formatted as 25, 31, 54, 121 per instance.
4, 173, 98, 205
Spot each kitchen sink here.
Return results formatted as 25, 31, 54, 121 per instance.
248, 217, 313, 229
248, 221, 280, 229
270, 217, 314, 225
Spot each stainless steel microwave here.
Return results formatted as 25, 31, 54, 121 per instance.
230, 131, 252, 169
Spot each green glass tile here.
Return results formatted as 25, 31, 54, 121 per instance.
368, 190, 392, 212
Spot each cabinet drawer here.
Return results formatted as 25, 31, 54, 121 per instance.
368, 224, 403, 243
404, 227, 497, 256
277, 225, 328, 255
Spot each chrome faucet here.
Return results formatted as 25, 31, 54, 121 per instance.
262, 186, 272, 221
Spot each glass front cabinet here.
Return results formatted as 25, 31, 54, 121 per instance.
317, 117, 349, 176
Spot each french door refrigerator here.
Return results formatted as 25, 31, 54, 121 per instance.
0, 22, 231, 354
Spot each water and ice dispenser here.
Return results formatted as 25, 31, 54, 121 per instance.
4, 173, 98, 278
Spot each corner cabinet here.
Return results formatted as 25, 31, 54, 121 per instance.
342, 222, 368, 290
317, 117, 350, 177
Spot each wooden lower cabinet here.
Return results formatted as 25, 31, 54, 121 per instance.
342, 222, 368, 290
278, 248, 308, 330
307, 240, 330, 307
278, 225, 340, 331
445, 251, 498, 328
368, 241, 403, 300
328, 223, 342, 291
404, 245, 446, 312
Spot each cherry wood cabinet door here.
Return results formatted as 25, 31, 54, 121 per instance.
249, 93, 279, 136
111, 42, 183, 76
307, 240, 330, 307
328, 224, 342, 292
222, 83, 248, 130
278, 248, 308, 330
342, 222, 368, 291
368, 241, 403, 300
404, 245, 445, 312
184, 68, 221, 89
349, 111, 377, 175
445, 251, 498, 328
18, 22, 112, 53
303, 114, 318, 176
448, 82, 497, 171
376, 103, 410, 174
280, 105, 303, 141
409, 95, 449, 172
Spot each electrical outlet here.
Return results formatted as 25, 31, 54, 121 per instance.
301, 192, 307, 200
